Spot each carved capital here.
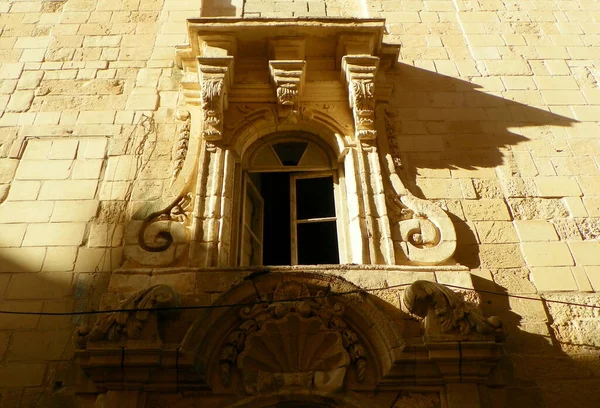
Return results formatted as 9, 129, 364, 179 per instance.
402, 281, 502, 338
197, 56, 233, 140
269, 60, 306, 120
342, 55, 379, 140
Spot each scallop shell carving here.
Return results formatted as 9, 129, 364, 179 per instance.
238, 314, 350, 373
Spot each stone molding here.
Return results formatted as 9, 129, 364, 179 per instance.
74, 277, 503, 392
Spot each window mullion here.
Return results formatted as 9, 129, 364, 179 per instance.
290, 173, 298, 265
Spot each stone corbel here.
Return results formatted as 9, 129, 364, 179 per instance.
75, 284, 180, 349
402, 281, 503, 383
269, 60, 306, 120
342, 55, 379, 140
403, 280, 502, 339
198, 56, 233, 140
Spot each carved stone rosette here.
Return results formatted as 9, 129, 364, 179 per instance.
269, 60, 306, 120
342, 55, 379, 140
218, 281, 367, 392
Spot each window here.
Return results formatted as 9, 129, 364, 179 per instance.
239, 136, 342, 266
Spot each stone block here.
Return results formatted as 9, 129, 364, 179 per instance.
462, 199, 512, 221
571, 266, 593, 292
5, 272, 73, 299
521, 242, 574, 267
578, 176, 600, 196
485, 60, 532, 76
88, 224, 124, 247
0, 363, 46, 387
585, 266, 600, 291
0, 63, 24, 79
568, 241, 600, 266
72, 159, 103, 179
479, 244, 524, 268
49, 139, 79, 160
42, 247, 78, 272
74, 247, 123, 273
105, 155, 138, 180
0, 300, 42, 329
39, 180, 98, 200
51, 200, 99, 222
535, 176, 582, 197
150, 272, 196, 294
531, 267, 578, 291
8, 330, 74, 361
16, 71, 44, 90
6, 91, 34, 112
22, 139, 52, 159
475, 221, 518, 243
108, 273, 150, 293
15, 159, 73, 180
0, 201, 54, 223
514, 220, 559, 242
583, 197, 600, 217
417, 178, 463, 198
80, 138, 107, 159
23, 223, 86, 246
0, 159, 18, 183
0, 224, 27, 247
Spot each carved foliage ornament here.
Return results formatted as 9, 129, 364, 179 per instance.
342, 55, 379, 140
75, 285, 179, 348
402, 280, 502, 337
393, 393, 441, 408
218, 281, 367, 393
171, 109, 190, 185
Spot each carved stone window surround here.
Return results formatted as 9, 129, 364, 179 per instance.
123, 18, 458, 269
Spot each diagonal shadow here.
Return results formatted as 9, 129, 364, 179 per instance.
386, 64, 578, 268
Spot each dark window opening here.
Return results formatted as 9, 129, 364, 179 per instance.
243, 172, 339, 266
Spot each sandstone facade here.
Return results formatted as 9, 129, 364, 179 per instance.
0, 0, 599, 407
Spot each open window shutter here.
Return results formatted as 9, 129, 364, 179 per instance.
240, 174, 264, 266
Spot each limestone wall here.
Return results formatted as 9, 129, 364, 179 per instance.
0, 0, 599, 407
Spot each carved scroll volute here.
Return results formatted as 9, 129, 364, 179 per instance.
342, 55, 379, 140
402, 281, 502, 338
269, 60, 306, 120
197, 56, 233, 141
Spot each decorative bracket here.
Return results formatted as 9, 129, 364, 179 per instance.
269, 60, 306, 120
342, 55, 380, 140
198, 56, 233, 141
403, 280, 502, 339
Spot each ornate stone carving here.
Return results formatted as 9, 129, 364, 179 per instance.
269, 60, 306, 120
170, 109, 190, 185
402, 281, 502, 337
342, 55, 379, 140
218, 280, 367, 391
393, 393, 441, 408
382, 110, 457, 265
198, 57, 233, 140
137, 192, 193, 252
75, 285, 179, 348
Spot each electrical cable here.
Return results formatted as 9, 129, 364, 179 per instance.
1, 282, 598, 316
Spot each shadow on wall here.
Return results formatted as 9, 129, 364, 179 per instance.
471, 274, 600, 408
0, 253, 111, 407
386, 64, 578, 268
201, 0, 241, 17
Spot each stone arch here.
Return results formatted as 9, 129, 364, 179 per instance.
179, 272, 405, 393
226, 107, 353, 162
